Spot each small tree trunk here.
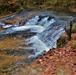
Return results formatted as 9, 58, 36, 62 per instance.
64, 21, 73, 41
68, 21, 72, 40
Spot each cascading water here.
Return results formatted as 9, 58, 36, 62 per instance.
27, 19, 66, 57
0, 14, 66, 58
38, 20, 66, 49
25, 15, 39, 25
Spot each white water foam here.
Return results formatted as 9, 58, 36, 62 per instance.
38, 17, 48, 26
25, 16, 39, 25
12, 25, 45, 33
2, 24, 13, 28
43, 19, 55, 28
27, 36, 49, 58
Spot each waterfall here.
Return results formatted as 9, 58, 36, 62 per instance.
38, 20, 66, 49
0, 14, 66, 58
25, 16, 39, 25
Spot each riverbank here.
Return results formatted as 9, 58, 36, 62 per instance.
0, 12, 17, 19
0, 9, 76, 19
0, 0, 76, 17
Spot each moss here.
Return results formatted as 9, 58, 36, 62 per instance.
57, 33, 76, 49
57, 36, 67, 48
72, 24, 76, 33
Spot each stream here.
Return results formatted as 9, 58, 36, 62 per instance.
0, 10, 75, 73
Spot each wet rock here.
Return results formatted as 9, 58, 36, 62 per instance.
19, 13, 36, 26
0, 22, 5, 26
4, 16, 22, 25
